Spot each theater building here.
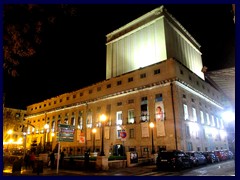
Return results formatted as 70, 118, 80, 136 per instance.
24, 6, 228, 156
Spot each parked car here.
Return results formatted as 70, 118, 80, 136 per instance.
201, 151, 219, 164
214, 150, 227, 161
186, 151, 207, 166
156, 150, 193, 171
224, 150, 234, 160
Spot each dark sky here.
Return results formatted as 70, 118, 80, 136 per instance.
3, 4, 235, 110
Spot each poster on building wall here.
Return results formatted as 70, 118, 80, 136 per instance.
77, 130, 85, 143
104, 126, 110, 139
87, 128, 91, 141
141, 122, 149, 137
95, 128, 100, 140
155, 101, 166, 136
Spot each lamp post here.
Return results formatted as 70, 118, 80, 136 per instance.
92, 128, 96, 152
149, 122, 155, 154
43, 124, 49, 152
100, 114, 106, 156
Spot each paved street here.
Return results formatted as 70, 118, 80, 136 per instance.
3, 160, 235, 176
3, 164, 157, 176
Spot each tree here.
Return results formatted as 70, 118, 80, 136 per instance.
3, 4, 78, 77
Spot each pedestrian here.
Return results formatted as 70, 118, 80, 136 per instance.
23, 152, 30, 169
84, 149, 90, 169
60, 151, 65, 168
29, 152, 36, 170
50, 151, 55, 169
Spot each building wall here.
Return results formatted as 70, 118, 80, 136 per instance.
106, 5, 204, 80
3, 107, 27, 149
106, 17, 167, 79
164, 18, 204, 80
25, 59, 228, 155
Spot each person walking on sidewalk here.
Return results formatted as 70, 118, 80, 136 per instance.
50, 151, 55, 169
60, 151, 65, 168
24, 152, 30, 170
30, 152, 36, 170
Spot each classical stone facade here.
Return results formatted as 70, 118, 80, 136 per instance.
24, 6, 228, 156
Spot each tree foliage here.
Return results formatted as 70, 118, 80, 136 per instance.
3, 4, 78, 77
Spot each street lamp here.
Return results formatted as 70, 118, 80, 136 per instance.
100, 114, 106, 156
92, 128, 96, 152
43, 124, 49, 152
149, 122, 155, 154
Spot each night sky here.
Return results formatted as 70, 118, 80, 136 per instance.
3, 4, 235, 110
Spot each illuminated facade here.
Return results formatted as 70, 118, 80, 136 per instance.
24, 6, 228, 156
3, 107, 27, 150
106, 6, 204, 80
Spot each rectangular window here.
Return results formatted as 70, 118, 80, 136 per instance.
216, 117, 220, 128
117, 129, 121, 139
192, 107, 197, 122
141, 97, 148, 122
15, 113, 20, 118
220, 119, 224, 129
89, 90, 93, 94
129, 129, 134, 138
200, 111, 204, 124
154, 69, 160, 75
206, 113, 210, 125
140, 73, 146, 78
128, 99, 134, 104
97, 87, 101, 91
86, 110, 92, 128
71, 112, 75, 126
128, 109, 135, 124
117, 102, 122, 106
186, 125, 190, 137
107, 84, 111, 88
78, 111, 83, 130
117, 81, 122, 85
155, 94, 162, 101
187, 142, 193, 151
128, 77, 133, 82
64, 113, 69, 124
211, 115, 215, 126
183, 104, 189, 120
116, 111, 123, 125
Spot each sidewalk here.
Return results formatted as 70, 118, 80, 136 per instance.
3, 164, 157, 176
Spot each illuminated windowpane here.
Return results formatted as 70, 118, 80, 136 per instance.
183, 104, 189, 120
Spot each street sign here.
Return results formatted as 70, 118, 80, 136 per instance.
57, 124, 75, 142
120, 131, 127, 138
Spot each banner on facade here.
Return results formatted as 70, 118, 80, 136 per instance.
77, 130, 85, 143
141, 122, 149, 137
87, 128, 91, 140
95, 128, 100, 140
155, 101, 166, 136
